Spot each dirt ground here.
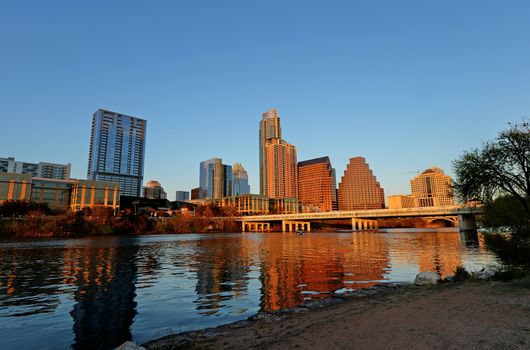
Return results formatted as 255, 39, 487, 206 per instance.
144, 280, 530, 350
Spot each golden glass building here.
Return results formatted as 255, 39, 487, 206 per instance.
298, 156, 336, 212
259, 109, 298, 199
259, 109, 282, 195
410, 167, 455, 207
338, 157, 385, 210
264, 138, 298, 199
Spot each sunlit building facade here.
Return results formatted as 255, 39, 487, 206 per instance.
387, 194, 415, 209
31, 178, 73, 211
0, 173, 119, 212
411, 167, 455, 207
87, 109, 146, 197
0, 173, 32, 203
199, 158, 232, 199
0, 157, 71, 180
264, 138, 298, 199
70, 180, 120, 211
298, 156, 336, 212
211, 194, 299, 215
259, 109, 282, 195
232, 163, 250, 196
338, 157, 385, 210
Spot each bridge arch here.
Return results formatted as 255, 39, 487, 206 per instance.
425, 216, 457, 227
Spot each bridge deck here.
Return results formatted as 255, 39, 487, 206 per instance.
236, 205, 482, 222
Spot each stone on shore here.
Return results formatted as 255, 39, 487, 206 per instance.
414, 271, 440, 286
115, 341, 146, 350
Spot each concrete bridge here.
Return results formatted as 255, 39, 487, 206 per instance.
238, 205, 482, 232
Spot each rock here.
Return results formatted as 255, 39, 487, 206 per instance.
115, 341, 146, 350
414, 271, 440, 286
473, 269, 494, 280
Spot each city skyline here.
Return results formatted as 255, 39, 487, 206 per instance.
1, 1, 529, 200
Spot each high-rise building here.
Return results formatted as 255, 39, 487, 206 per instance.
338, 157, 385, 210
264, 138, 298, 199
143, 180, 167, 199
200, 158, 232, 199
259, 109, 298, 199
190, 187, 206, 200
232, 163, 250, 196
411, 167, 455, 207
175, 191, 190, 201
0, 157, 71, 180
199, 158, 217, 199
259, 109, 282, 195
87, 109, 147, 197
298, 156, 336, 212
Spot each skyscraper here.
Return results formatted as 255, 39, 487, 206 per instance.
298, 156, 336, 212
87, 109, 146, 197
259, 109, 298, 198
259, 109, 282, 195
410, 167, 455, 207
264, 138, 298, 198
232, 163, 250, 196
200, 158, 232, 199
338, 157, 385, 210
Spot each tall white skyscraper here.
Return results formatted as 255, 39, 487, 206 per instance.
87, 109, 147, 197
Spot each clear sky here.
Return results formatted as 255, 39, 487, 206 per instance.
1, 1, 529, 200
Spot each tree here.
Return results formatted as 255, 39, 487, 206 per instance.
453, 121, 530, 231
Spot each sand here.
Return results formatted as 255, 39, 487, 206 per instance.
144, 280, 530, 350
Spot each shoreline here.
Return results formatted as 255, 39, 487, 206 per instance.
142, 279, 530, 349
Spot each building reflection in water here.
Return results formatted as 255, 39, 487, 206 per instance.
192, 236, 251, 315
258, 232, 390, 311
64, 238, 139, 350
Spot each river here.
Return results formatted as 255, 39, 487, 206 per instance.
0, 229, 499, 349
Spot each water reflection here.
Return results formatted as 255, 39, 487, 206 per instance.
259, 232, 390, 310
66, 238, 138, 350
193, 236, 251, 315
0, 231, 500, 350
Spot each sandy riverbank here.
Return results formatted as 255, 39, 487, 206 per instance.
143, 279, 530, 350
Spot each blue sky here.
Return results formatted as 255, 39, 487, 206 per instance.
1, 1, 529, 200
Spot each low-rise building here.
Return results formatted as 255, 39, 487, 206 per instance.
211, 194, 299, 216
387, 195, 415, 209
0, 173, 120, 212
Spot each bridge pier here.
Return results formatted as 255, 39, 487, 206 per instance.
242, 221, 270, 232
282, 220, 310, 233
458, 214, 477, 231
352, 218, 378, 231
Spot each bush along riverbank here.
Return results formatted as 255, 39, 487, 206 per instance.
136, 265, 530, 350
0, 205, 240, 238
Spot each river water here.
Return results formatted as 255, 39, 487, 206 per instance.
0, 230, 499, 349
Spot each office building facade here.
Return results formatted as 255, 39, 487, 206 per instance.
200, 158, 232, 199
298, 156, 336, 212
232, 163, 250, 196
175, 191, 190, 201
0, 157, 71, 180
410, 167, 455, 207
338, 157, 385, 210
87, 109, 146, 197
